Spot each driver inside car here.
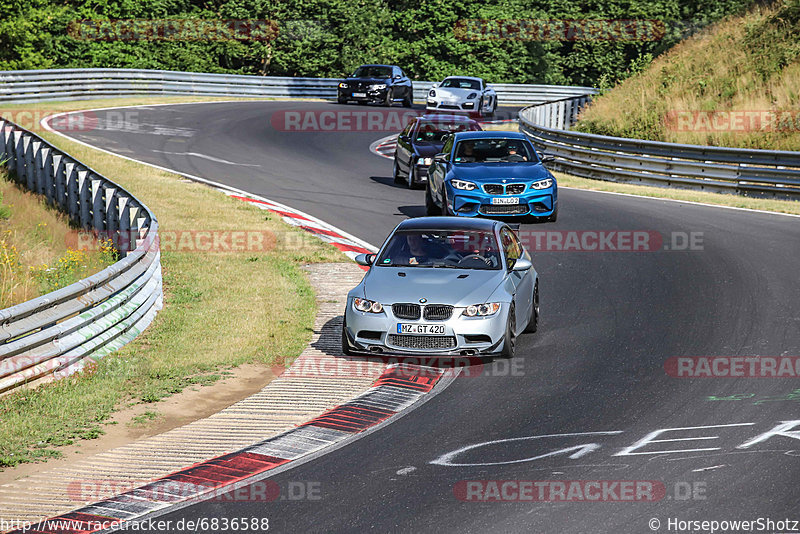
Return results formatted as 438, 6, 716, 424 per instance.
506, 143, 528, 162
455, 141, 477, 163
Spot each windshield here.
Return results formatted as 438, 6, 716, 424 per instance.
440, 78, 482, 90
453, 138, 537, 163
415, 121, 482, 142
376, 230, 501, 270
352, 66, 392, 78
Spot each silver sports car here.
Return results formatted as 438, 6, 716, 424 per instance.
426, 76, 497, 116
342, 217, 538, 359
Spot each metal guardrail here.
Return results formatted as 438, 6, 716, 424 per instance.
519, 95, 800, 198
0, 68, 595, 106
0, 117, 162, 394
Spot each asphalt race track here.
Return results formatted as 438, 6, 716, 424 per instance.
61, 101, 800, 533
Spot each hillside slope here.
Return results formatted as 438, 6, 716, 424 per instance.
575, 0, 800, 151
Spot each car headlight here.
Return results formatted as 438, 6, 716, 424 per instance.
467, 92, 478, 99
417, 157, 433, 166
370, 84, 387, 90
429, 89, 436, 97
462, 303, 501, 317
338, 82, 348, 88
451, 179, 477, 191
530, 178, 554, 190
354, 298, 384, 313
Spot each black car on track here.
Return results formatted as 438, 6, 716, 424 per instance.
393, 115, 482, 188
338, 65, 413, 107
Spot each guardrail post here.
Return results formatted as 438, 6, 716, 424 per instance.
32, 141, 44, 194
91, 177, 106, 232
53, 154, 66, 210
118, 195, 131, 257
23, 135, 36, 191
0, 120, 8, 165
556, 101, 565, 130
9, 130, 22, 177
65, 161, 79, 224
78, 168, 92, 230
42, 147, 54, 205
105, 187, 119, 250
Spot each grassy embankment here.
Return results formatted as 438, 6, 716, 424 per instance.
575, 0, 800, 150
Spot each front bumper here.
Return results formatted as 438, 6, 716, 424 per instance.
344, 300, 509, 357
339, 87, 389, 102
445, 185, 557, 218
426, 98, 476, 111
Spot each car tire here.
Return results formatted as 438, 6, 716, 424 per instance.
408, 166, 417, 188
341, 318, 353, 356
384, 88, 394, 107
393, 158, 405, 184
524, 282, 539, 333
546, 204, 558, 223
402, 91, 413, 108
500, 303, 516, 358
441, 189, 450, 216
425, 182, 438, 215
338, 95, 347, 105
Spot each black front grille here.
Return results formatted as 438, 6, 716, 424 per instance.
423, 304, 453, 321
506, 184, 526, 194
480, 204, 529, 215
483, 184, 504, 195
387, 335, 457, 350
392, 303, 421, 320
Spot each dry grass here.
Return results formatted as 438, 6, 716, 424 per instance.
0, 171, 114, 307
576, 0, 800, 150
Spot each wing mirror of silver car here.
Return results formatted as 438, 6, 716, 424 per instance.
511, 257, 532, 271
355, 253, 376, 266
434, 153, 448, 162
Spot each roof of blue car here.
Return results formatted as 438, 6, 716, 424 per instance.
452, 130, 528, 141
395, 216, 499, 232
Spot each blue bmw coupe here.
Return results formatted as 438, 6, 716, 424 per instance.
425, 131, 558, 222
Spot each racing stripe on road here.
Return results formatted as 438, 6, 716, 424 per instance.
8, 364, 444, 534
225, 193, 375, 266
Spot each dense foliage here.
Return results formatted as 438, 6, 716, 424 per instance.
0, 0, 752, 85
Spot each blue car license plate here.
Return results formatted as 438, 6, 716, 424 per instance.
397, 324, 445, 335
491, 197, 520, 205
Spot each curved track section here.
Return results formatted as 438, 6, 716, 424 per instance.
58, 101, 800, 533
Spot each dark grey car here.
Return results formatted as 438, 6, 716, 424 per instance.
338, 64, 413, 107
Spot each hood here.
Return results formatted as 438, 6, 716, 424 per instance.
361, 267, 505, 307
345, 77, 391, 84
413, 143, 444, 157
451, 162, 551, 182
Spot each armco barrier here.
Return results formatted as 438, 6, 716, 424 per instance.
0, 68, 595, 106
519, 96, 800, 198
0, 117, 162, 394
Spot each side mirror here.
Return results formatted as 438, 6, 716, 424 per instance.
355, 253, 375, 266
511, 257, 532, 271
434, 153, 448, 163
398, 134, 409, 142
432, 82, 439, 88
541, 155, 555, 164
